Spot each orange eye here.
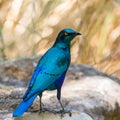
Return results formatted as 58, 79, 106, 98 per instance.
64, 32, 68, 36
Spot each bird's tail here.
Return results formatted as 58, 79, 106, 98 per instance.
13, 94, 37, 117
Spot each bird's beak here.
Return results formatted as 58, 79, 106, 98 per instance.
76, 32, 82, 35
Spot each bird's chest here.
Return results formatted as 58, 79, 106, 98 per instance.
56, 51, 70, 68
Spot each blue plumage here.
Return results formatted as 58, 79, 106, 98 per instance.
13, 28, 81, 117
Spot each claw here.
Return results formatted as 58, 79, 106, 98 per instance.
61, 109, 72, 117
54, 109, 72, 118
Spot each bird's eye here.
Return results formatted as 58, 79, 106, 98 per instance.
64, 32, 68, 36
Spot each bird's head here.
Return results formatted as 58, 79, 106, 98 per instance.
55, 28, 81, 45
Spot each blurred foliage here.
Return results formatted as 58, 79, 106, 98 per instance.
0, 0, 120, 76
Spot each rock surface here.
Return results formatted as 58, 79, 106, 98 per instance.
0, 56, 120, 120
14, 112, 93, 120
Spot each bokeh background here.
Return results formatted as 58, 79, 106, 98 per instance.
0, 0, 120, 76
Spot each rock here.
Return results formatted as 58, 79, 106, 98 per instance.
62, 76, 120, 120
0, 56, 120, 120
14, 111, 93, 120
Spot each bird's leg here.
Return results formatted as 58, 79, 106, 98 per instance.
57, 89, 72, 117
31, 93, 43, 113
58, 99, 64, 111
57, 99, 72, 117
39, 93, 52, 113
39, 93, 43, 113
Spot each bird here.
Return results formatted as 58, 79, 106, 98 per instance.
13, 28, 81, 117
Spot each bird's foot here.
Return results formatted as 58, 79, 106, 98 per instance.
30, 109, 40, 113
30, 109, 46, 114
54, 109, 72, 118
39, 107, 52, 114
31, 108, 49, 113
31, 107, 56, 114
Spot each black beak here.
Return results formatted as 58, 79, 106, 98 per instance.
76, 32, 82, 35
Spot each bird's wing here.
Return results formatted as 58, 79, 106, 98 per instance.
23, 47, 69, 100
23, 65, 42, 99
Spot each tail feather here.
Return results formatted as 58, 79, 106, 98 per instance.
13, 94, 37, 117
